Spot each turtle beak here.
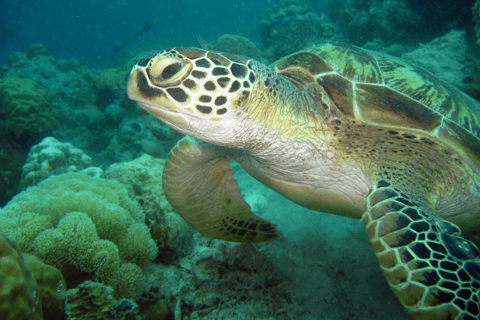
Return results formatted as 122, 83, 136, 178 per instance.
127, 64, 177, 112
127, 64, 196, 134
127, 65, 149, 102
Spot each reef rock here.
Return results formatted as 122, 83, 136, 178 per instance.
401, 30, 479, 93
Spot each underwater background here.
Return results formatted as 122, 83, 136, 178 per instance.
0, 0, 479, 319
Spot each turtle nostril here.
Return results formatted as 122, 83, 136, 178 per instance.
161, 62, 182, 80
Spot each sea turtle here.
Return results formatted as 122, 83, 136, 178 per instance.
127, 43, 480, 319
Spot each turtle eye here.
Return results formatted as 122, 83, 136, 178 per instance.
147, 56, 192, 87
161, 62, 182, 80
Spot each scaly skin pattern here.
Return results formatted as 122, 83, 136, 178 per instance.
364, 180, 480, 319
127, 45, 480, 319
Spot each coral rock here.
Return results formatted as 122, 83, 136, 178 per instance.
23, 254, 67, 318
65, 281, 138, 320
0, 77, 63, 140
20, 137, 92, 188
0, 231, 43, 320
26, 43, 50, 59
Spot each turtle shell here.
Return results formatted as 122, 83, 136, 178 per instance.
272, 43, 480, 175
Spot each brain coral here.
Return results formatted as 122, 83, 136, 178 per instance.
0, 172, 158, 298
0, 77, 63, 141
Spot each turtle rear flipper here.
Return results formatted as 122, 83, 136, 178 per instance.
363, 180, 480, 320
163, 136, 280, 242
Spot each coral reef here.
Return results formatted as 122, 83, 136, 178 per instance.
0, 172, 158, 298
105, 154, 194, 262
0, 43, 183, 199
20, 137, 93, 189
1, 44, 101, 146
2, 43, 96, 111
207, 34, 264, 62
65, 281, 138, 320
0, 231, 42, 320
0, 76, 63, 143
259, 0, 455, 60
330, 0, 422, 46
259, 0, 339, 61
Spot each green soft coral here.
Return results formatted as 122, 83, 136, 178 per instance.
0, 172, 158, 298
33, 212, 121, 283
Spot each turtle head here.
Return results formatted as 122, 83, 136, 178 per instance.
127, 47, 260, 145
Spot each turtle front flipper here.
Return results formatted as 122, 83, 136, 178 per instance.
363, 180, 480, 320
163, 136, 280, 242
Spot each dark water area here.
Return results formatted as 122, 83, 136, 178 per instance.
1, 0, 280, 67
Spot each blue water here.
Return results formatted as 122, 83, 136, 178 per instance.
1, 0, 280, 66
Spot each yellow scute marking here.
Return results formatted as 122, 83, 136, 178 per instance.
391, 68, 424, 89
